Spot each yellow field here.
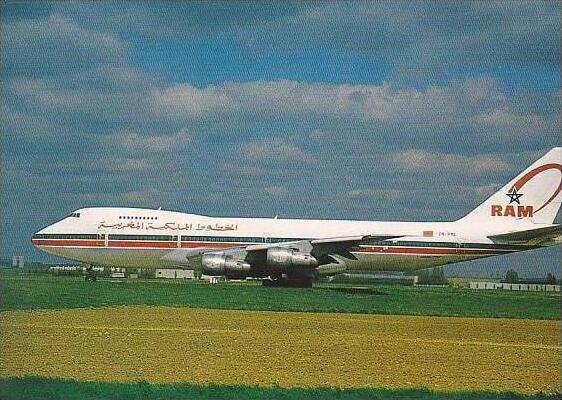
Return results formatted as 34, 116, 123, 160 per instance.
1, 307, 560, 393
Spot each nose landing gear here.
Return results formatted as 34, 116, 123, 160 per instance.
84, 265, 97, 281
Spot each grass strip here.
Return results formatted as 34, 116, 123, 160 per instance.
0, 377, 559, 400
1, 272, 559, 320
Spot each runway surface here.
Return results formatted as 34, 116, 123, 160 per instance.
1, 307, 560, 393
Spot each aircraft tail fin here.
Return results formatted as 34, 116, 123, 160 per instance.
457, 147, 561, 227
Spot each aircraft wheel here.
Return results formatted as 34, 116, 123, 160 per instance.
262, 278, 281, 287
84, 266, 96, 282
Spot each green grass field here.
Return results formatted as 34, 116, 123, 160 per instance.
0, 270, 559, 319
0, 377, 559, 400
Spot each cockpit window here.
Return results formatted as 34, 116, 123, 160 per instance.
70, 212, 81, 218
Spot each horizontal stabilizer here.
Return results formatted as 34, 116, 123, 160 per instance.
488, 224, 561, 246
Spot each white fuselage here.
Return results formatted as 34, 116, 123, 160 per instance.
32, 207, 529, 272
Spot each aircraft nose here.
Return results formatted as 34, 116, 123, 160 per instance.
31, 230, 43, 246
31, 225, 52, 247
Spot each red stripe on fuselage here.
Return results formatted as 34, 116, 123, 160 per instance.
110, 241, 240, 249
32, 239, 104, 247
31, 239, 510, 255
31, 239, 241, 250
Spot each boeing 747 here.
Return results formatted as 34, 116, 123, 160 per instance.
33, 148, 561, 287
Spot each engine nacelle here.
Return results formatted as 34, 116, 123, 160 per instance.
266, 247, 318, 269
201, 253, 251, 275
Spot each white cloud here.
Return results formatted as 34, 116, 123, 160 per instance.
392, 150, 511, 175
45, 156, 156, 175
471, 184, 501, 198
237, 138, 316, 164
147, 79, 555, 144
93, 158, 155, 174
2, 14, 128, 76
475, 108, 549, 136
97, 129, 192, 154
150, 84, 236, 118
8, 72, 557, 150
8, 74, 154, 125
458, 77, 506, 107
10, 77, 117, 113
149, 80, 405, 120
11, 78, 82, 110
2, 103, 58, 140
346, 189, 404, 201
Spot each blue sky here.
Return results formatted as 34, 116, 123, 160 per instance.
1, 1, 560, 277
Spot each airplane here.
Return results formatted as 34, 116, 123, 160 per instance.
32, 147, 561, 287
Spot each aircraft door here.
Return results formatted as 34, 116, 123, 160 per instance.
454, 235, 466, 254
97, 231, 108, 247
263, 216, 277, 244
171, 234, 181, 248
262, 231, 271, 244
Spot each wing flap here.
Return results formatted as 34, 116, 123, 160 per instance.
311, 235, 398, 260
311, 236, 364, 245
311, 235, 399, 244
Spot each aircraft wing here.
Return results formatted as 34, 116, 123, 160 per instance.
488, 224, 561, 246
244, 234, 398, 261
177, 234, 400, 272
310, 235, 395, 261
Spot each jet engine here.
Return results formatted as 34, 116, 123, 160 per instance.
266, 247, 318, 268
201, 253, 251, 275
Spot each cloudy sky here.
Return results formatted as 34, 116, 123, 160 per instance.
1, 1, 560, 275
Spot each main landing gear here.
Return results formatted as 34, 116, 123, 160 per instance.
262, 275, 313, 288
84, 265, 97, 281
